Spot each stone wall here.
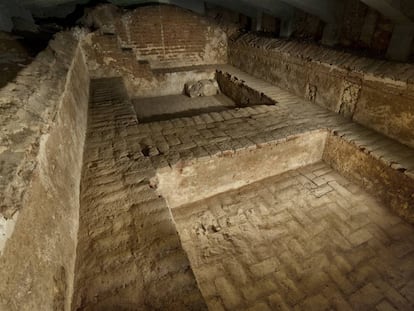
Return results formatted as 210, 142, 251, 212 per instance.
229, 33, 414, 148
0, 29, 90, 311
324, 133, 414, 224
203, 0, 402, 60
216, 70, 275, 107
157, 130, 327, 209
292, 0, 394, 56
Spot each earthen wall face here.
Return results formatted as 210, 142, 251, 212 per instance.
0, 31, 90, 311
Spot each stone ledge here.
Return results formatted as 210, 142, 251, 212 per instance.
231, 33, 414, 89
229, 35, 414, 149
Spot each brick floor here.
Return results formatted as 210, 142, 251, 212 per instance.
73, 78, 207, 310
173, 162, 414, 311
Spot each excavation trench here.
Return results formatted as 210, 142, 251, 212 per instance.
72, 73, 414, 310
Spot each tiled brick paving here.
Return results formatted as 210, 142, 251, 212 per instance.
173, 162, 414, 311
73, 78, 207, 310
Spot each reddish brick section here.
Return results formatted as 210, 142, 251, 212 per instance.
86, 34, 154, 79
122, 6, 210, 66
87, 4, 227, 70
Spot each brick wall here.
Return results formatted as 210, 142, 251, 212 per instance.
229, 33, 414, 149
262, 13, 280, 34
85, 4, 227, 70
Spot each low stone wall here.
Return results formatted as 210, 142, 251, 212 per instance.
216, 70, 275, 107
229, 33, 414, 148
157, 130, 327, 209
0, 30, 90, 311
324, 133, 414, 224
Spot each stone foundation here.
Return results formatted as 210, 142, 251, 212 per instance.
324, 133, 414, 223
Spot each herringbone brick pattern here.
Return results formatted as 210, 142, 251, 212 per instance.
173, 162, 414, 311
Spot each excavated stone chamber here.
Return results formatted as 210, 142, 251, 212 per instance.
2, 4, 414, 310
133, 67, 414, 311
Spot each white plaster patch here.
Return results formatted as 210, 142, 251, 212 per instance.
0, 212, 19, 256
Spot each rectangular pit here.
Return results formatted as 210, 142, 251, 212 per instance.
133, 69, 276, 122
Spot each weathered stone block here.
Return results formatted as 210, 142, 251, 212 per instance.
185, 79, 220, 98
338, 80, 362, 118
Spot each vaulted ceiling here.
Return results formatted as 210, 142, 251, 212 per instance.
1, 0, 414, 60
7, 0, 414, 20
